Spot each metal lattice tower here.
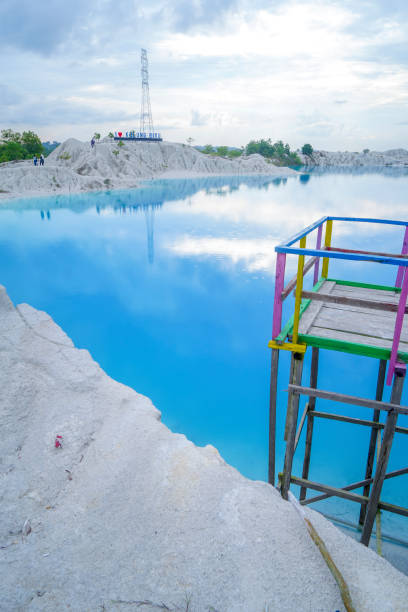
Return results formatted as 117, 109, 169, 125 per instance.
140, 49, 154, 134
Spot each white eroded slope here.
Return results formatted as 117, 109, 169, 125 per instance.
298, 148, 408, 166
0, 285, 407, 611
0, 138, 298, 198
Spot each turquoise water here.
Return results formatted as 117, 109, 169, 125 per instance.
1, 170, 407, 546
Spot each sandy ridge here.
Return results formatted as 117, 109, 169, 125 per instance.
0, 138, 298, 200
299, 148, 408, 167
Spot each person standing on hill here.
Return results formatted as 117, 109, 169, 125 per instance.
39, 154, 44, 166
91, 137, 95, 149
33, 155, 38, 166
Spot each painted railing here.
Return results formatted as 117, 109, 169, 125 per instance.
271, 217, 408, 385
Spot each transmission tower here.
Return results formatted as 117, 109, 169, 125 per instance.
140, 49, 155, 135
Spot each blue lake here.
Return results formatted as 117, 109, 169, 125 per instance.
1, 169, 408, 559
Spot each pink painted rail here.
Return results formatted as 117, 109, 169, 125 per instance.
387, 266, 408, 385
313, 224, 323, 285
272, 253, 286, 339
396, 226, 408, 288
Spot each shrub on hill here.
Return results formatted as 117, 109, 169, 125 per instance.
0, 129, 44, 162
301, 143, 314, 156
245, 139, 301, 165
198, 144, 243, 159
198, 139, 300, 165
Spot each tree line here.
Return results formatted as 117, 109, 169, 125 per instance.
0, 129, 44, 163
198, 140, 314, 165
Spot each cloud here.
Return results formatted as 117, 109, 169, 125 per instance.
167, 235, 277, 272
0, 84, 21, 106
167, 0, 238, 32
191, 109, 210, 126
1, 0, 408, 148
0, 0, 87, 54
2, 98, 137, 127
0, 0, 268, 56
157, 4, 358, 59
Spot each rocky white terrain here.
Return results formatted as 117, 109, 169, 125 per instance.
0, 138, 298, 199
298, 148, 408, 167
1, 285, 408, 611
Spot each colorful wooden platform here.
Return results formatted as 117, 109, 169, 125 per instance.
269, 217, 408, 384
268, 216, 408, 550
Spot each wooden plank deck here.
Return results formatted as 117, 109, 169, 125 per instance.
297, 280, 408, 360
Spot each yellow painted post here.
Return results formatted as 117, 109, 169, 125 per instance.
292, 236, 306, 344
322, 220, 333, 278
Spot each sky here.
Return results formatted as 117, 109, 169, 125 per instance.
1, 0, 408, 150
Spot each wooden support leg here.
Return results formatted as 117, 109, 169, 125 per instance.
358, 359, 387, 526
268, 349, 279, 486
284, 356, 296, 441
360, 368, 405, 546
281, 352, 304, 500
300, 347, 319, 501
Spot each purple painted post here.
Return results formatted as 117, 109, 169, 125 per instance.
313, 224, 323, 286
395, 226, 408, 288
387, 266, 408, 385
272, 253, 287, 339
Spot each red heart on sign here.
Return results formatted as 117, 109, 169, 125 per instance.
118, 132, 122, 137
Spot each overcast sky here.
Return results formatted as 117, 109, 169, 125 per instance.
1, 0, 407, 149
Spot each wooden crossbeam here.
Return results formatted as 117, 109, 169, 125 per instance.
281, 354, 304, 499
310, 410, 408, 434
300, 347, 319, 501
300, 290, 407, 313
288, 475, 408, 517
359, 359, 386, 527
300, 467, 408, 506
361, 372, 404, 545
281, 256, 317, 300
294, 403, 309, 452
288, 384, 408, 415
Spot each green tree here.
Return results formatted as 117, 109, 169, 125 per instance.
246, 139, 274, 157
245, 140, 257, 155
0, 128, 44, 162
1, 129, 22, 143
273, 140, 285, 156
244, 138, 301, 165
301, 143, 313, 156
21, 131, 43, 156
0, 141, 26, 163
216, 146, 229, 157
227, 149, 242, 159
202, 144, 214, 154
94, 132, 101, 140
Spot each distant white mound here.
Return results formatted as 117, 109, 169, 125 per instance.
1, 285, 408, 610
0, 138, 298, 198
299, 148, 408, 166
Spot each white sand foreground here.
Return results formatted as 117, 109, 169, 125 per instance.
0, 138, 298, 200
1, 284, 408, 611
